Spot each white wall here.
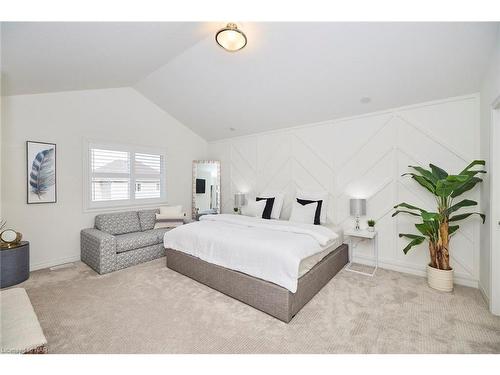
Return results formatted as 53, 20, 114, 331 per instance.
479, 25, 500, 307
208, 94, 482, 287
1, 87, 207, 270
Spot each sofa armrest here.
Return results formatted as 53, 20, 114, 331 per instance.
80, 228, 116, 274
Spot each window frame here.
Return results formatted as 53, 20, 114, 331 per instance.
83, 139, 167, 212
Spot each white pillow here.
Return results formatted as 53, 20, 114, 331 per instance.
289, 201, 318, 224
241, 199, 267, 218
159, 205, 183, 216
257, 192, 284, 219
296, 190, 328, 224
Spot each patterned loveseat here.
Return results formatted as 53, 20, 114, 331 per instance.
81, 209, 169, 274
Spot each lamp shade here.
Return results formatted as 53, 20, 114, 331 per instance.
234, 193, 246, 207
350, 198, 366, 216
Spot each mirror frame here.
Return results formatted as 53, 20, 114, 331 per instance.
192, 160, 221, 219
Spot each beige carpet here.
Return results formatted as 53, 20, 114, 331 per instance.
13, 258, 500, 353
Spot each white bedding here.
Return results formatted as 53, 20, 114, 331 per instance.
298, 226, 343, 277
163, 214, 339, 293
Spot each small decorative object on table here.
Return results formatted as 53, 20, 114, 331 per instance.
393, 160, 485, 292
367, 219, 376, 232
0, 219, 23, 248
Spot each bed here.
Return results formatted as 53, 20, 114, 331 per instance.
163, 214, 348, 322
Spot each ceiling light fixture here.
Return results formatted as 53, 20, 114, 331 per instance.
216, 23, 247, 52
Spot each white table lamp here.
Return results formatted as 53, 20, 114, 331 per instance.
350, 198, 366, 230
234, 193, 247, 214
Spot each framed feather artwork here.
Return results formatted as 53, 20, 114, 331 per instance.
26, 141, 57, 204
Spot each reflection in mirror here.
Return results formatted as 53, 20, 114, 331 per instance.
192, 160, 220, 219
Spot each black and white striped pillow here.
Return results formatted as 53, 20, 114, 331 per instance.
256, 197, 275, 219
296, 198, 323, 225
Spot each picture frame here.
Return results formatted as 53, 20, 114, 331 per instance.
26, 141, 57, 204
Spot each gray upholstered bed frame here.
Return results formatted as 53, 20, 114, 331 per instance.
166, 243, 348, 323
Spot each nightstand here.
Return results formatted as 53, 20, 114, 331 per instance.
344, 229, 378, 276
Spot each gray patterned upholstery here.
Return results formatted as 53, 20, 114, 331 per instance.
138, 209, 159, 231
144, 228, 170, 242
116, 244, 165, 271
80, 229, 117, 274
95, 211, 141, 235
116, 232, 159, 253
81, 208, 173, 274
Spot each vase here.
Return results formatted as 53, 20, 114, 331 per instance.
427, 264, 453, 292
367, 226, 375, 232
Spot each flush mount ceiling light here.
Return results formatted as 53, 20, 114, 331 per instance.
215, 23, 247, 52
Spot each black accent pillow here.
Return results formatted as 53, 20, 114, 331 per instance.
296, 198, 322, 225
256, 197, 275, 219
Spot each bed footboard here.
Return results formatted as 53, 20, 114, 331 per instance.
165, 243, 348, 323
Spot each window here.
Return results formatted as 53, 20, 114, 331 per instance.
85, 142, 166, 210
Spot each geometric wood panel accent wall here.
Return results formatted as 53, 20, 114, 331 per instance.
208, 94, 481, 287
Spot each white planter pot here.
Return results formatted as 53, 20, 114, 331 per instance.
367, 227, 375, 232
427, 264, 453, 292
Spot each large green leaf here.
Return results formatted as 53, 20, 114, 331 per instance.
445, 174, 469, 183
398, 234, 426, 254
448, 225, 460, 236
402, 172, 436, 188
450, 177, 483, 198
435, 179, 462, 197
449, 212, 486, 224
412, 175, 436, 194
415, 222, 435, 237
393, 202, 427, 213
408, 165, 439, 184
460, 160, 485, 175
392, 210, 421, 217
444, 199, 477, 216
461, 170, 487, 178
430, 163, 448, 180
421, 212, 440, 221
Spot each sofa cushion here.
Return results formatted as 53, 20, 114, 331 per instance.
115, 232, 159, 253
144, 228, 171, 243
138, 209, 160, 231
95, 211, 141, 235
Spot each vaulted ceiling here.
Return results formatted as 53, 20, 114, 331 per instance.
2, 22, 499, 140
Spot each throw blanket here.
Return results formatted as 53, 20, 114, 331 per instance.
163, 214, 338, 292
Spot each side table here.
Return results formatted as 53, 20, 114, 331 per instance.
1, 241, 30, 288
344, 229, 378, 277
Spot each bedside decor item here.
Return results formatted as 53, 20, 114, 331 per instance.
27, 141, 56, 204
393, 160, 486, 292
350, 198, 366, 230
1, 241, 30, 288
234, 193, 246, 214
215, 23, 247, 52
367, 219, 376, 232
0, 229, 23, 248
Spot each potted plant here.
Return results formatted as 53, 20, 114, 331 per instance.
367, 219, 376, 232
392, 160, 485, 292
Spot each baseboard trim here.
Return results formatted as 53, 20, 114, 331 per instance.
478, 282, 490, 307
352, 254, 479, 288
30, 255, 81, 272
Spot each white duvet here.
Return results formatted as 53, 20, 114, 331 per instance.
163, 214, 338, 292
